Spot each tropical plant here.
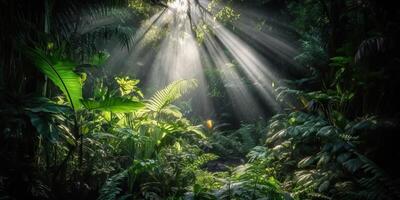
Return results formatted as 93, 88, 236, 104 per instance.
209, 121, 267, 158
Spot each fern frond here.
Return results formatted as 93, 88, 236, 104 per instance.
146, 79, 198, 113
98, 170, 128, 200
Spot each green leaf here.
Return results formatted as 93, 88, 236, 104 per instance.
317, 126, 337, 137
318, 180, 330, 193
317, 153, 331, 167
89, 51, 110, 66
343, 158, 363, 173
81, 97, 144, 112
187, 125, 206, 138
329, 56, 352, 68
98, 170, 128, 200
27, 112, 51, 138
25, 98, 71, 114
29, 48, 83, 110
298, 156, 315, 168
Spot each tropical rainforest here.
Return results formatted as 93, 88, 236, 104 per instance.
1, 0, 400, 199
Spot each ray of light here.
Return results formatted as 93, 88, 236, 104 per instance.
203, 32, 265, 119
103, 9, 170, 75
144, 0, 214, 117
208, 18, 281, 111
234, 14, 300, 69
100, 0, 302, 121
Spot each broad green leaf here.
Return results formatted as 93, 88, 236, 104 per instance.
29, 48, 83, 110
25, 97, 71, 114
81, 97, 145, 112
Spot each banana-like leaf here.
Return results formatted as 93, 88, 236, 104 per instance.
29, 48, 83, 110
81, 97, 145, 112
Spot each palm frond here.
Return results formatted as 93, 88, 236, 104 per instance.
56, 4, 137, 50
355, 37, 388, 63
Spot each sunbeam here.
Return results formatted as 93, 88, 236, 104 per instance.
203, 33, 265, 120
102, 0, 300, 121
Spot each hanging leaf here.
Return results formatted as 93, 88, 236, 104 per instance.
28, 48, 83, 111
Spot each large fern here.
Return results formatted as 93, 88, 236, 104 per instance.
98, 170, 128, 200
145, 79, 198, 113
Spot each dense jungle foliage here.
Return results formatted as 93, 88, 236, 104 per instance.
1, 0, 400, 199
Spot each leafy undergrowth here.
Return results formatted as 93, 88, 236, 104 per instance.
1, 50, 400, 200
